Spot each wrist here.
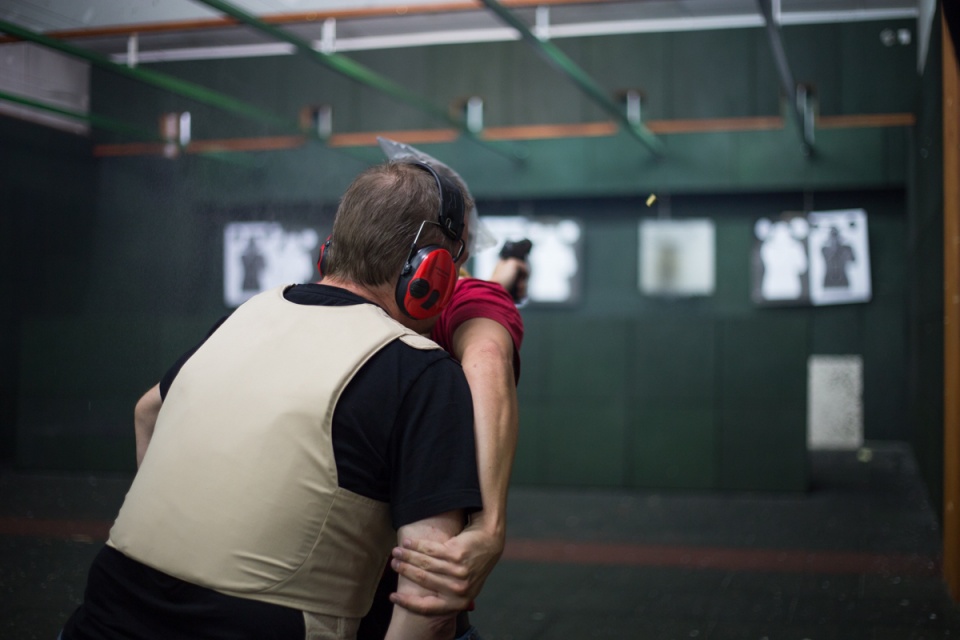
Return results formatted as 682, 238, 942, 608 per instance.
469, 509, 507, 543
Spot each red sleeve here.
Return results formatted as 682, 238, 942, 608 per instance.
431, 278, 524, 383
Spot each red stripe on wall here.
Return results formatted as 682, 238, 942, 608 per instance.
503, 539, 940, 576
0, 517, 939, 577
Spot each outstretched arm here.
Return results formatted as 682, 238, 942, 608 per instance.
134, 384, 162, 467
390, 316, 518, 614
452, 317, 518, 549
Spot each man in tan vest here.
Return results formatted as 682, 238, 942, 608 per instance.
60, 161, 482, 640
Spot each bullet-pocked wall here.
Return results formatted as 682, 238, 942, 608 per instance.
1, 19, 928, 491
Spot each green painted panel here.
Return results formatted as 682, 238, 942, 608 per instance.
87, 20, 917, 153
837, 21, 919, 115
718, 408, 808, 491
719, 317, 809, 409
862, 304, 906, 440
903, 94, 939, 513
630, 319, 715, 404
628, 407, 717, 490
503, 39, 599, 125
669, 28, 759, 119
91, 73, 177, 144
736, 127, 907, 191
866, 213, 908, 299
0, 186, 18, 460
0, 116, 98, 462
581, 32, 670, 121
542, 319, 630, 400
809, 305, 865, 354
783, 21, 918, 116
91, 70, 913, 198
17, 432, 134, 473
431, 42, 512, 123
515, 314, 549, 401
713, 217, 756, 315
511, 400, 547, 486
186, 54, 308, 129
912, 226, 944, 311
752, 28, 783, 116
461, 128, 906, 199
19, 316, 161, 397
783, 23, 844, 115
643, 131, 742, 190
540, 400, 628, 487
348, 47, 442, 131
581, 216, 641, 309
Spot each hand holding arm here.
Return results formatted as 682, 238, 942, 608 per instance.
390, 317, 518, 614
384, 511, 466, 640
134, 384, 162, 467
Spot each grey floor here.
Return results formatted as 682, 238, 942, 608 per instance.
2, 442, 959, 639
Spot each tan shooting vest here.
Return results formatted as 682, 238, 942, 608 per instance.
108, 286, 441, 625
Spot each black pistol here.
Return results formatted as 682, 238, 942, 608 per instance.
499, 239, 533, 262
499, 239, 532, 302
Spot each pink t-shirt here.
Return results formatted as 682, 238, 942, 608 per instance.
431, 278, 524, 382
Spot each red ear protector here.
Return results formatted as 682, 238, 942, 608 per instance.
397, 241, 458, 319
396, 162, 466, 320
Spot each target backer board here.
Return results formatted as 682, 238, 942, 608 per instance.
471, 216, 583, 306
223, 222, 320, 308
751, 209, 871, 307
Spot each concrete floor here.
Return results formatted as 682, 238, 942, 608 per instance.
2, 442, 959, 639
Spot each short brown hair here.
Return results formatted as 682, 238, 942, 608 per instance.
326, 162, 473, 286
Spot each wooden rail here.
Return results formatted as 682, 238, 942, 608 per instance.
817, 113, 916, 128
91, 113, 914, 158
646, 116, 783, 134
327, 129, 459, 147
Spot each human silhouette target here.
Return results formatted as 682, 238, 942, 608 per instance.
808, 210, 871, 305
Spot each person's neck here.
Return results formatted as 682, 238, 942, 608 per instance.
320, 277, 404, 324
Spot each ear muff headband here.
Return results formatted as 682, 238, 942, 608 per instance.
396, 163, 466, 319
409, 161, 466, 241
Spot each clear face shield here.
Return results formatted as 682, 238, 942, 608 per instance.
377, 137, 497, 256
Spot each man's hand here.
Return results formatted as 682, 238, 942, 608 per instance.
388, 518, 505, 615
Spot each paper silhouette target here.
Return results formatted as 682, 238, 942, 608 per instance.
752, 209, 871, 307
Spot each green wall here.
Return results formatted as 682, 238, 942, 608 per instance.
0, 116, 98, 464
0, 18, 934, 493
507, 190, 905, 491
88, 21, 918, 141
908, 11, 947, 516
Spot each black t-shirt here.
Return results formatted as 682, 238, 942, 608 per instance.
63, 284, 480, 640
160, 284, 480, 529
